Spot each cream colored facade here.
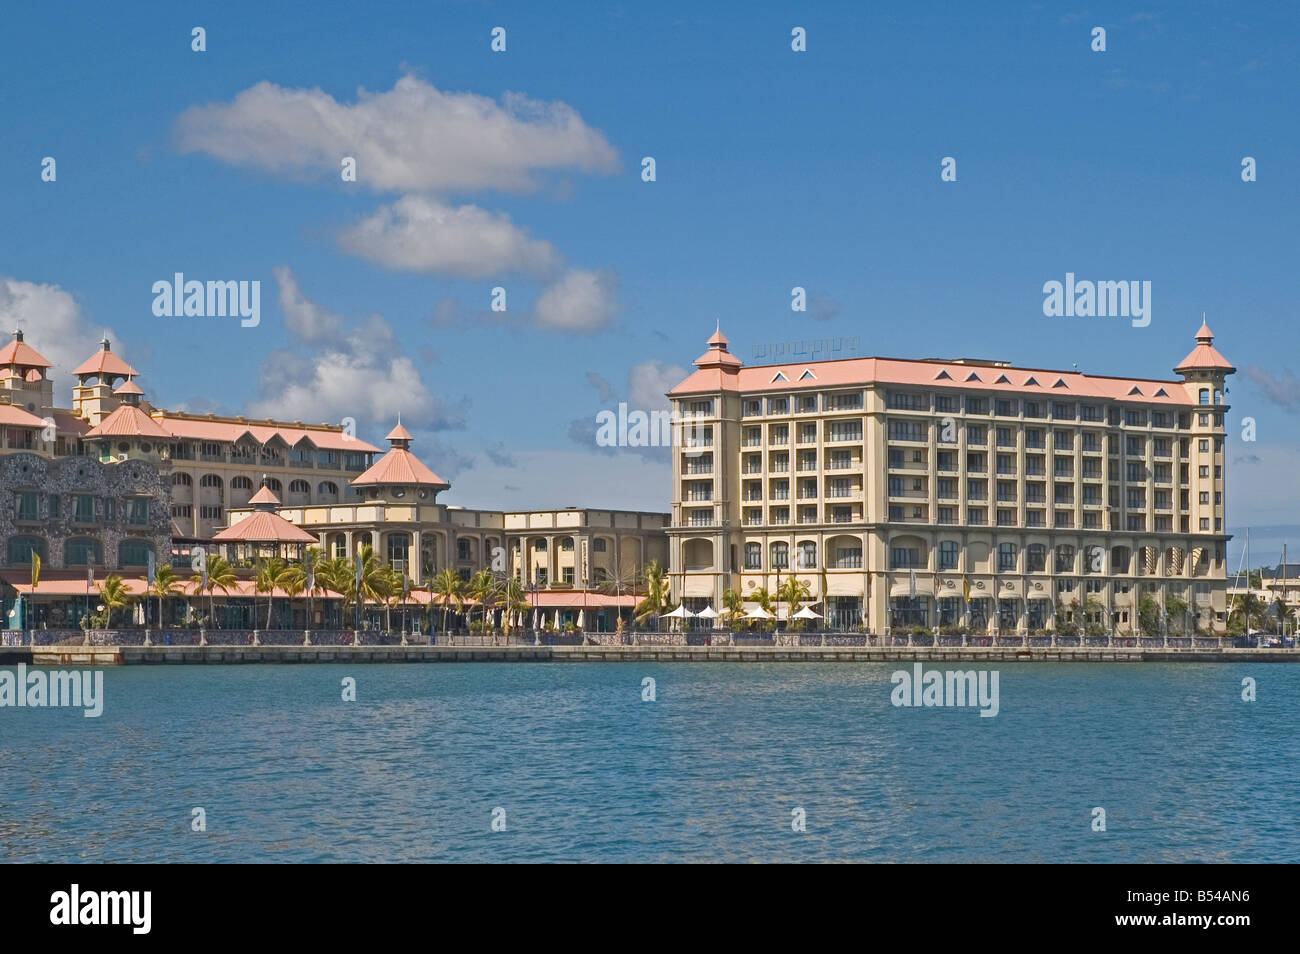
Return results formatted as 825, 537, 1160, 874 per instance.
668, 326, 1234, 635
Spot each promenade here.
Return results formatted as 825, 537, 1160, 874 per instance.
2, 631, 1295, 665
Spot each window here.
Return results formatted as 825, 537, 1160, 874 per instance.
458, 539, 472, 560
1026, 545, 1046, 572
65, 538, 102, 566
799, 541, 817, 568
891, 547, 921, 569
771, 542, 789, 569
74, 494, 95, 522
998, 543, 1017, 572
289, 479, 311, 494
126, 498, 149, 525
745, 543, 762, 569
886, 392, 927, 410
938, 541, 958, 570
119, 539, 152, 566
592, 538, 607, 552
1198, 389, 1209, 405
15, 491, 38, 521
886, 420, 925, 442
200, 474, 223, 488
7, 536, 45, 564
834, 547, 862, 568
49, 494, 60, 519
1055, 545, 1075, 574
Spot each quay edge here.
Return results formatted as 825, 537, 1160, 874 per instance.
5, 645, 1299, 665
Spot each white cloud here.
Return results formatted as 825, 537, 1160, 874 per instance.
336, 195, 561, 279
272, 265, 345, 343
0, 277, 121, 402
174, 74, 620, 193
533, 268, 619, 333
248, 269, 465, 431
628, 359, 690, 411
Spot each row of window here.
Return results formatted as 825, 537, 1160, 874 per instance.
890, 542, 1219, 573
173, 473, 348, 496
162, 442, 369, 469
13, 491, 150, 525
6, 536, 153, 566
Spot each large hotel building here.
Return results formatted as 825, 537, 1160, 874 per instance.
0, 330, 666, 632
667, 323, 1235, 635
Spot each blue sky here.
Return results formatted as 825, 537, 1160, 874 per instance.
1, 1, 1297, 565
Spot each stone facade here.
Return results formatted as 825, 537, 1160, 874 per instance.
0, 452, 172, 571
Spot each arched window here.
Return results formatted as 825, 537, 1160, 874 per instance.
289, 480, 310, 494
266, 478, 283, 493
172, 473, 192, 486
1026, 544, 1046, 573
744, 542, 762, 569
119, 539, 153, 567
1055, 544, 1075, 574
1111, 546, 1132, 574
6, 536, 45, 565
1198, 389, 1209, 405
200, 474, 223, 488
770, 542, 789, 569
799, 541, 817, 569
317, 481, 339, 497
65, 538, 103, 566
231, 476, 254, 490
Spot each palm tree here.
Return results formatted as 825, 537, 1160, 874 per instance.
430, 568, 463, 635
751, 587, 775, 633
147, 564, 182, 630
499, 578, 529, 637
191, 554, 236, 630
467, 570, 495, 634
721, 587, 745, 629
776, 575, 811, 628
98, 574, 134, 629
255, 557, 293, 630
634, 559, 668, 630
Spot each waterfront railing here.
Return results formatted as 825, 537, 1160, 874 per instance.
4, 629, 1293, 651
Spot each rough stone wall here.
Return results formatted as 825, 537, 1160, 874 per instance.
0, 453, 172, 570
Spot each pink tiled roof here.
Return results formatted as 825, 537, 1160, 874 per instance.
248, 486, 281, 505
113, 379, 144, 395
0, 404, 48, 427
51, 410, 91, 436
213, 511, 319, 543
352, 447, 449, 487
0, 335, 52, 368
386, 422, 413, 441
153, 414, 381, 452
1175, 323, 1235, 373
73, 343, 139, 378
85, 404, 173, 438
671, 354, 1196, 404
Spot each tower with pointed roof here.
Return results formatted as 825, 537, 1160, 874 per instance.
1174, 319, 1233, 560
350, 421, 451, 502
0, 329, 55, 418
72, 337, 142, 425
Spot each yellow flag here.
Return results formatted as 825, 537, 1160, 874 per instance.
31, 553, 41, 591
962, 577, 971, 601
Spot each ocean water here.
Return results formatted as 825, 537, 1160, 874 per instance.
1, 662, 1296, 863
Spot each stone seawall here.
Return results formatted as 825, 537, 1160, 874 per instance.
5, 645, 1294, 665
